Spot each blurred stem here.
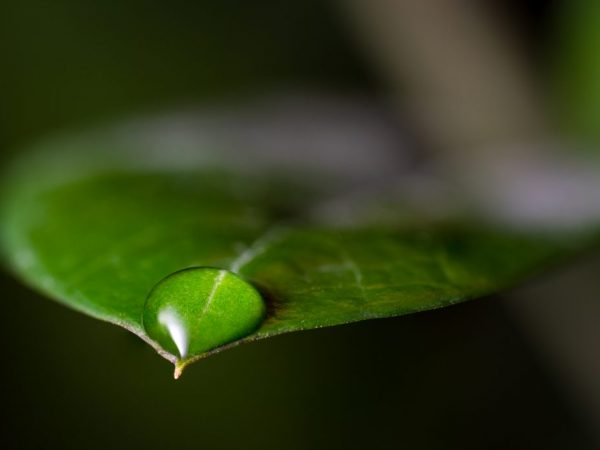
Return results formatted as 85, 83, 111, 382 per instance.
340, 0, 547, 162
339, 0, 600, 230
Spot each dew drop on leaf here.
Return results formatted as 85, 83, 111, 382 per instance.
142, 267, 266, 377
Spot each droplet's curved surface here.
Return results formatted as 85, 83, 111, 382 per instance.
142, 267, 266, 369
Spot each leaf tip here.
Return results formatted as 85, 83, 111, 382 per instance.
173, 361, 185, 380
173, 360, 186, 380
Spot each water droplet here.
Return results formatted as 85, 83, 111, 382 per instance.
142, 267, 266, 376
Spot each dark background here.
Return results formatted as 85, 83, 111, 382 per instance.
1, 268, 595, 450
1, 1, 598, 449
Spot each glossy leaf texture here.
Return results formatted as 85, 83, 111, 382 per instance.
0, 116, 580, 375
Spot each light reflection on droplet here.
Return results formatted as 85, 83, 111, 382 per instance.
158, 307, 188, 358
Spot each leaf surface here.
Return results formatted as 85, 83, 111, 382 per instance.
0, 120, 570, 373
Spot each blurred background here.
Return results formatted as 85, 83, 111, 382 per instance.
2, 0, 600, 449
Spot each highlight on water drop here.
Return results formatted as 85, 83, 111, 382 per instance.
142, 267, 266, 378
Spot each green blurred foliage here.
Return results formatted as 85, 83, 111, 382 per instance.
552, 0, 600, 144
0, 0, 370, 151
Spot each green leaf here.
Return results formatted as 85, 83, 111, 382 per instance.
0, 120, 572, 376
552, 0, 600, 147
